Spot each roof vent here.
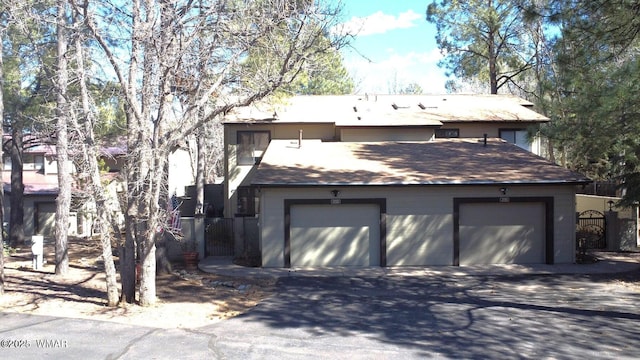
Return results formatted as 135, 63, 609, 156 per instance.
418, 102, 437, 110
353, 106, 358, 112
391, 103, 409, 110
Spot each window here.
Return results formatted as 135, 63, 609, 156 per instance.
500, 129, 530, 151
3, 154, 44, 171
236, 187, 260, 216
435, 128, 460, 138
22, 154, 45, 171
237, 131, 270, 165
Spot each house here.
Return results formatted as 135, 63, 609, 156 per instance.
2, 141, 71, 237
223, 94, 589, 267
4, 142, 198, 229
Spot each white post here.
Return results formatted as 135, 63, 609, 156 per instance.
31, 235, 44, 270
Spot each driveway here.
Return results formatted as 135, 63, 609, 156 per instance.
1, 260, 639, 359
203, 272, 640, 359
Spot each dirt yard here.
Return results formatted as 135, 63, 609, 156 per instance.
0, 237, 275, 329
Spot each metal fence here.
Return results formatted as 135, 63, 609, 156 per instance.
205, 218, 234, 256
576, 210, 607, 250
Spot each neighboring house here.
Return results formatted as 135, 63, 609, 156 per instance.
223, 94, 590, 267
2, 141, 124, 238
2, 141, 74, 238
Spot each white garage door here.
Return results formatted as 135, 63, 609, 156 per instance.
290, 204, 380, 266
460, 202, 545, 265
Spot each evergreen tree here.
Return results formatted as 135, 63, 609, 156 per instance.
1, 0, 58, 247
283, 44, 354, 95
426, 0, 537, 94
536, 0, 640, 205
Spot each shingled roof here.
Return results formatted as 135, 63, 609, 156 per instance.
225, 94, 549, 126
251, 139, 589, 186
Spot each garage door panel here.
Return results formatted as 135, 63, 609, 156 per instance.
291, 226, 371, 266
290, 204, 379, 266
460, 203, 545, 265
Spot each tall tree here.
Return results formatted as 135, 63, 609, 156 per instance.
426, 0, 536, 94
2, 1, 58, 247
54, 0, 71, 275
76, 0, 348, 306
282, 43, 354, 95
69, 6, 120, 305
533, 0, 640, 205
0, 5, 5, 297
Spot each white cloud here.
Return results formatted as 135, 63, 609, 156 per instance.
345, 49, 447, 94
339, 10, 422, 36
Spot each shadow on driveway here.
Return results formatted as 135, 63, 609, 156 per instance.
231, 273, 640, 359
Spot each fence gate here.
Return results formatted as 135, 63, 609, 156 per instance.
205, 218, 234, 256
576, 210, 606, 249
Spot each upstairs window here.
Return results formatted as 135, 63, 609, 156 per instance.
237, 131, 270, 165
23, 154, 45, 171
500, 129, 530, 151
4, 154, 45, 171
435, 128, 460, 138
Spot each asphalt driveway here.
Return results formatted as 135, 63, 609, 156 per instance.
204, 272, 640, 359
2, 268, 639, 359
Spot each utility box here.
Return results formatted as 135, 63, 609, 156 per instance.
31, 235, 44, 270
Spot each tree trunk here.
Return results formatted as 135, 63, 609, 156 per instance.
71, 8, 120, 305
9, 127, 25, 247
137, 142, 167, 307
196, 128, 205, 214
139, 229, 157, 306
0, 25, 4, 296
118, 0, 146, 305
96, 210, 119, 306
54, 0, 70, 275
121, 215, 136, 303
155, 162, 172, 275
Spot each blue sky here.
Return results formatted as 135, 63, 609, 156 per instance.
337, 1, 447, 94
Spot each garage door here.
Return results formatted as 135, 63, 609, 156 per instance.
290, 204, 380, 266
459, 202, 545, 265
